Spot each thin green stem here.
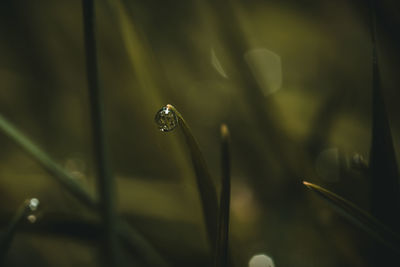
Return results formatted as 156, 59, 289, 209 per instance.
82, 0, 117, 265
0, 200, 34, 263
214, 124, 231, 267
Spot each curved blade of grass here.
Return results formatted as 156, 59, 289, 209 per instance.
82, 0, 117, 265
166, 104, 218, 252
303, 181, 400, 254
214, 124, 231, 267
367, 0, 400, 229
0, 199, 32, 263
0, 114, 169, 267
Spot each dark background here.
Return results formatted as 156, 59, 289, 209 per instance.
0, 0, 400, 266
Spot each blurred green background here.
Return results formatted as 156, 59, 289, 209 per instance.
0, 0, 400, 266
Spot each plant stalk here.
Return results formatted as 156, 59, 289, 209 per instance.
82, 0, 117, 265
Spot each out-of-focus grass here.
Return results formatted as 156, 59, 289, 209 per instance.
214, 124, 231, 267
0, 0, 399, 266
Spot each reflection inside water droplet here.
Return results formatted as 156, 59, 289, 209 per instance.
154, 106, 178, 132
249, 254, 275, 267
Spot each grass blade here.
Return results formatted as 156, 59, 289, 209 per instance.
165, 104, 219, 253
303, 181, 400, 254
0, 114, 169, 266
0, 114, 96, 207
81, 0, 117, 265
214, 124, 231, 267
367, 0, 400, 229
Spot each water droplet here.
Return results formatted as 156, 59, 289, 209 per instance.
249, 254, 275, 267
155, 106, 178, 132
26, 198, 40, 223
27, 214, 37, 224
28, 198, 39, 211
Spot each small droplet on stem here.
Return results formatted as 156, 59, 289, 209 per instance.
154, 106, 178, 132
25, 198, 40, 223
